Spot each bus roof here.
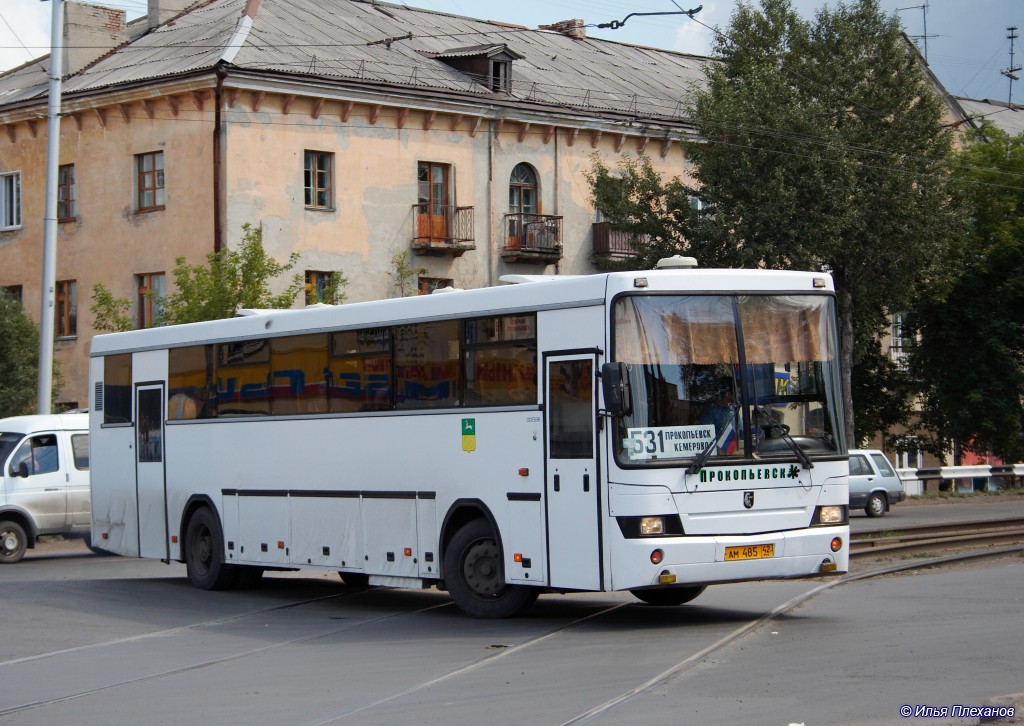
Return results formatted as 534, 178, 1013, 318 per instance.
90, 268, 833, 356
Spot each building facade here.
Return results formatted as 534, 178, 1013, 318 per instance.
0, 0, 710, 406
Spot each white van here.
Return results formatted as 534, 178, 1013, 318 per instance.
0, 413, 90, 563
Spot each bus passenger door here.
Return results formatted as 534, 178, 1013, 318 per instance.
135, 384, 169, 561
545, 354, 602, 591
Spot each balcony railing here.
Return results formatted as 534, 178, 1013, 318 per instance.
591, 221, 644, 257
412, 204, 475, 256
501, 213, 563, 263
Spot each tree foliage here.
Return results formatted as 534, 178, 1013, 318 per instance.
0, 295, 40, 417
90, 283, 134, 333
588, 0, 966, 444
158, 223, 304, 325
908, 127, 1024, 462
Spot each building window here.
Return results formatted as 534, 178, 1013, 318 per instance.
890, 312, 912, 367
509, 163, 537, 215
1, 171, 21, 230
136, 272, 166, 328
418, 277, 453, 295
2, 285, 22, 306
490, 59, 511, 92
56, 280, 77, 337
305, 270, 343, 305
304, 151, 333, 209
58, 164, 76, 221
135, 151, 165, 212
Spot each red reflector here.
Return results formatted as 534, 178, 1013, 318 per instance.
404, 547, 412, 556
101, 532, 109, 540
650, 549, 664, 565
518, 468, 529, 476
171, 535, 178, 544
831, 537, 843, 552
277, 541, 285, 549
513, 553, 522, 563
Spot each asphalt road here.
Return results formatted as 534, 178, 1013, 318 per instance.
1, 497, 1021, 726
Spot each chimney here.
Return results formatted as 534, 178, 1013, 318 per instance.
63, 2, 127, 76
538, 19, 586, 40
148, 0, 200, 31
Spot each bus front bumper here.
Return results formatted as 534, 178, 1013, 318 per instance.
610, 525, 849, 591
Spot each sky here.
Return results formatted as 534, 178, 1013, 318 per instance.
0, 0, 1022, 102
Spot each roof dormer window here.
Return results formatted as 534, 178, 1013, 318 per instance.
426, 44, 523, 94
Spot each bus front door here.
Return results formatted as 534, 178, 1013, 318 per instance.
135, 384, 169, 561
545, 354, 602, 591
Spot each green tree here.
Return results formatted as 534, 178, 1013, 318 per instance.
388, 250, 426, 297
908, 127, 1024, 462
90, 283, 134, 332
589, 0, 966, 444
304, 270, 350, 305
0, 295, 40, 417
159, 223, 304, 325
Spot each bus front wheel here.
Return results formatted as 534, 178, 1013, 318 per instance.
631, 585, 706, 606
444, 519, 538, 618
185, 507, 238, 590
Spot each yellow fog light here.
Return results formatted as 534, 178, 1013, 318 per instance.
640, 516, 665, 536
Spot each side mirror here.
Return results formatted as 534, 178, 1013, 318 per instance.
17, 461, 30, 478
600, 362, 632, 417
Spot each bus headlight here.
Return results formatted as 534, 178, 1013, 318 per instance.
639, 516, 665, 536
816, 505, 846, 525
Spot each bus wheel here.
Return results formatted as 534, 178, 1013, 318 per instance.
444, 519, 538, 618
631, 585, 706, 606
0, 520, 28, 564
185, 507, 238, 590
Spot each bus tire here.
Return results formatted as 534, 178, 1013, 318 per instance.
865, 492, 887, 517
444, 519, 538, 618
631, 585, 706, 606
0, 520, 28, 564
184, 507, 238, 590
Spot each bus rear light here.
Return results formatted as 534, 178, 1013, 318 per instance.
831, 537, 843, 552
650, 549, 664, 565
658, 570, 676, 584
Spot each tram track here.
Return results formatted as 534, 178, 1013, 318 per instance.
850, 517, 1024, 558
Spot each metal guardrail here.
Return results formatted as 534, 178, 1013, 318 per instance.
896, 464, 1024, 495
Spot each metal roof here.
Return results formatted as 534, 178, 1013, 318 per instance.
0, 0, 707, 123
955, 98, 1024, 137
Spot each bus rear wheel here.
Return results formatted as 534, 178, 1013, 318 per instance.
444, 519, 538, 618
185, 507, 238, 590
631, 585, 706, 606
0, 520, 28, 564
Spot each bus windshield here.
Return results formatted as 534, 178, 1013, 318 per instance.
612, 293, 844, 465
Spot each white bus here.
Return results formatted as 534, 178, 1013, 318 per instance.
88, 261, 850, 617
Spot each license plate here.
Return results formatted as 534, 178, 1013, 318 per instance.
724, 544, 775, 561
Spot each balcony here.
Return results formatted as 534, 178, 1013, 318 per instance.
501, 214, 563, 264
591, 221, 645, 269
412, 204, 475, 256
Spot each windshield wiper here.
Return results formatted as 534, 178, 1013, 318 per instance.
755, 405, 814, 470
686, 435, 718, 476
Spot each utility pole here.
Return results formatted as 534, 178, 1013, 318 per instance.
37, 0, 64, 414
1002, 26, 1021, 108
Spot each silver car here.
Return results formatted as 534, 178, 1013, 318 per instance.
848, 449, 905, 517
